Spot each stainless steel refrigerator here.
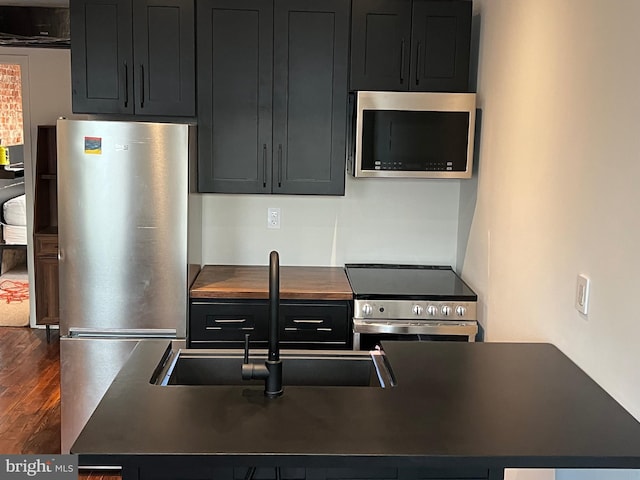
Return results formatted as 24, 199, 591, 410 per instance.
57, 119, 201, 454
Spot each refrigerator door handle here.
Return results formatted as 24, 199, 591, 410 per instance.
68, 328, 177, 339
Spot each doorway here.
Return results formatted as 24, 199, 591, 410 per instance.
0, 54, 33, 327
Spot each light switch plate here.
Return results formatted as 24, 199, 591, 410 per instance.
575, 274, 590, 315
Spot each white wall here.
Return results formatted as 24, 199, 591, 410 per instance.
460, 1, 640, 479
202, 176, 461, 267
0, 47, 74, 326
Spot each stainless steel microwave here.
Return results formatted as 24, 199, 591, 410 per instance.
347, 91, 477, 178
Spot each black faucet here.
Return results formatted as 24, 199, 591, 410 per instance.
241, 250, 283, 398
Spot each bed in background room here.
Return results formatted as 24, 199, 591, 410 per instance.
2, 193, 27, 244
0, 180, 29, 327
1, 182, 27, 270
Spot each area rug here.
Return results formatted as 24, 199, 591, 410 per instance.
0, 278, 29, 327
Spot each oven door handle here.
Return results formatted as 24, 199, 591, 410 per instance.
352, 319, 478, 339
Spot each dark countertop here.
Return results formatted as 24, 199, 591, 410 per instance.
72, 341, 640, 472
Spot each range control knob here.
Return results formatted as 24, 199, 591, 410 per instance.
441, 305, 452, 316
362, 304, 373, 316
412, 305, 424, 316
427, 305, 438, 317
455, 305, 467, 317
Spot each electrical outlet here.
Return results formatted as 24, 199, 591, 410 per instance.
267, 208, 281, 229
575, 274, 590, 315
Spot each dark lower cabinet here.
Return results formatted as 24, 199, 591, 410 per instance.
70, 0, 195, 116
135, 465, 499, 480
189, 300, 352, 349
350, 0, 472, 92
197, 0, 349, 195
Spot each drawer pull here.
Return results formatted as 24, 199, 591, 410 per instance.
316, 328, 332, 332
284, 327, 297, 331
214, 318, 247, 324
240, 327, 255, 331
205, 327, 222, 330
293, 319, 324, 324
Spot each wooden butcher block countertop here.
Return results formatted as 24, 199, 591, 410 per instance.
190, 265, 353, 300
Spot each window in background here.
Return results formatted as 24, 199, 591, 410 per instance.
0, 64, 24, 146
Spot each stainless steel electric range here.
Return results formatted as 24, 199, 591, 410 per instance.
344, 264, 479, 350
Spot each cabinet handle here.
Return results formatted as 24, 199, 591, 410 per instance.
293, 319, 324, 324
123, 62, 129, 108
278, 144, 283, 187
214, 318, 248, 324
262, 144, 267, 188
399, 39, 406, 83
415, 42, 422, 86
140, 64, 145, 108
316, 328, 333, 332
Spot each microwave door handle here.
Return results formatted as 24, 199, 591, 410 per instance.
400, 39, 406, 84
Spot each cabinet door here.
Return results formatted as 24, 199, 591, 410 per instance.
70, 0, 133, 114
410, 0, 472, 92
349, 0, 411, 91
273, 0, 349, 195
132, 0, 195, 116
34, 256, 60, 326
197, 0, 273, 193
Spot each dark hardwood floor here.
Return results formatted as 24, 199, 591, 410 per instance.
0, 326, 60, 453
0, 326, 120, 479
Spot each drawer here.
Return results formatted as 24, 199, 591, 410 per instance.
280, 302, 351, 347
35, 235, 59, 256
190, 301, 269, 345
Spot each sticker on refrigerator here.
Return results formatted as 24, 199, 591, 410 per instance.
84, 137, 102, 155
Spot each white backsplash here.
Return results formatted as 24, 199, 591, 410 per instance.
201, 175, 462, 267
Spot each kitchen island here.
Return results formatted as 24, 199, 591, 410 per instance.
72, 341, 640, 480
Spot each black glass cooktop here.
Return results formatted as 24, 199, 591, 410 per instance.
344, 264, 477, 301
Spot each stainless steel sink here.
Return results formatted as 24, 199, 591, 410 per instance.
154, 349, 396, 388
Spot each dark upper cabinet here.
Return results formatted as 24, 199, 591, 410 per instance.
349, 0, 411, 91
197, 0, 349, 195
197, 0, 273, 194
410, 0, 472, 92
70, 0, 195, 116
70, 0, 131, 114
350, 0, 472, 92
272, 0, 349, 195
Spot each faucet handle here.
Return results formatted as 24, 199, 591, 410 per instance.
243, 333, 250, 364
241, 333, 269, 381
242, 333, 254, 380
